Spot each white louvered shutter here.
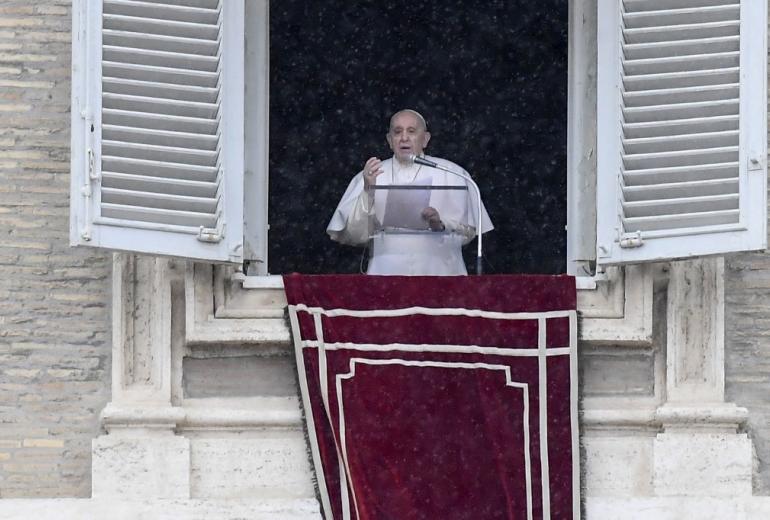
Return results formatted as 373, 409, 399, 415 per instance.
70, 0, 245, 263
596, 0, 767, 265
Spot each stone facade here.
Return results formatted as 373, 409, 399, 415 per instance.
726, 251, 770, 494
0, 1, 111, 499
2, 1, 770, 519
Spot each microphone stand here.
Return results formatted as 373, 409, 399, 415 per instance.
411, 155, 484, 275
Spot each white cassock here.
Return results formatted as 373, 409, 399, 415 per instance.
327, 155, 494, 275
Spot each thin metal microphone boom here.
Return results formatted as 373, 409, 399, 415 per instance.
410, 155, 439, 168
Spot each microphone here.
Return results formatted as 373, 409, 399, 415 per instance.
408, 154, 438, 168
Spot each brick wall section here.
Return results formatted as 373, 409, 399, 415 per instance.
0, 2, 111, 498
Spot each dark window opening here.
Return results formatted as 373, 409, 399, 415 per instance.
269, 0, 567, 274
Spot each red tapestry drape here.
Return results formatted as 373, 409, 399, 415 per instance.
284, 274, 578, 520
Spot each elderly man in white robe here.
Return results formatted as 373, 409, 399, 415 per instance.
327, 109, 494, 275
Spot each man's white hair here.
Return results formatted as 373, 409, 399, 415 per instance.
389, 109, 428, 131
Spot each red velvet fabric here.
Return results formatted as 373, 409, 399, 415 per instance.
284, 275, 577, 520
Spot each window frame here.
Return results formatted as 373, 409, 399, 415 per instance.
243, 0, 270, 274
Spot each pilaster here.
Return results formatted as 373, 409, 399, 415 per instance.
653, 258, 752, 497
92, 254, 190, 499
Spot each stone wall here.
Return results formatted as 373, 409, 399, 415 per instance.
0, 1, 111, 498
724, 15, 770, 494
726, 252, 770, 494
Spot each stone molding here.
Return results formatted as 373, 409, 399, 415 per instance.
101, 401, 303, 433
190, 264, 656, 347
0, 498, 322, 519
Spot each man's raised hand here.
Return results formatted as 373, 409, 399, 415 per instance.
363, 157, 384, 187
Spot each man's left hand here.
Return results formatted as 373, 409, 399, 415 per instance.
421, 207, 444, 231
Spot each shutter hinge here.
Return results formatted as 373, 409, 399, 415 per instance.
197, 226, 223, 243
80, 147, 95, 241
88, 148, 99, 181
619, 231, 643, 249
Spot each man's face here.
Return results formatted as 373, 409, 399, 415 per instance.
386, 112, 431, 163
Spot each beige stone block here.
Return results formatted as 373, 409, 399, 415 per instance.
20, 141, 69, 150
0, 383, 27, 391
0, 428, 49, 438
4, 474, 37, 483
3, 242, 52, 252
654, 433, 752, 497
0, 218, 40, 229
22, 439, 64, 448
34, 6, 68, 15
0, 53, 56, 62
46, 369, 81, 378
0, 18, 43, 28
190, 434, 315, 500
0, 103, 32, 111
10, 342, 54, 351
16, 184, 65, 193
48, 293, 99, 303
1, 150, 45, 159
0, 452, 11, 461
0, 6, 35, 15
19, 32, 70, 42
14, 449, 65, 461
4, 368, 40, 378
2, 463, 57, 473
6, 128, 57, 137
92, 436, 191, 499
584, 435, 654, 497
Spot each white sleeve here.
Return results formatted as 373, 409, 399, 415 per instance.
339, 190, 377, 245
327, 173, 375, 246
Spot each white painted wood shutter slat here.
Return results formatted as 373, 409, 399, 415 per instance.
596, 0, 766, 264
70, 0, 245, 263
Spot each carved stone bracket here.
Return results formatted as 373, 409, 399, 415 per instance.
578, 265, 654, 346
184, 263, 290, 346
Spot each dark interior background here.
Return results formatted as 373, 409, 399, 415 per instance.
268, 0, 567, 274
